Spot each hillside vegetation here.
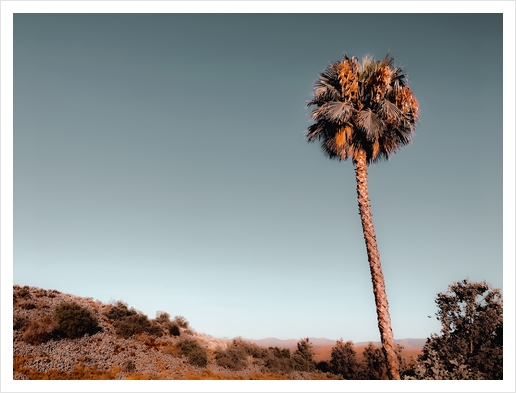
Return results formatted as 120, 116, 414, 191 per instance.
14, 279, 501, 380
13, 285, 341, 380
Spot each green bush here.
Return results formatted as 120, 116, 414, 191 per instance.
178, 338, 208, 368
54, 302, 101, 339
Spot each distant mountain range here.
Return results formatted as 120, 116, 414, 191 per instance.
245, 337, 427, 350
244, 337, 427, 362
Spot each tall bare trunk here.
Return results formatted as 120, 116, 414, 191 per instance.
354, 149, 400, 380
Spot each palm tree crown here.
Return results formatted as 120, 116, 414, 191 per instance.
306, 54, 419, 164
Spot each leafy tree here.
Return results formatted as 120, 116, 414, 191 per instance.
306, 53, 419, 379
414, 279, 503, 379
292, 338, 316, 371
362, 342, 387, 379
330, 339, 361, 379
361, 342, 407, 379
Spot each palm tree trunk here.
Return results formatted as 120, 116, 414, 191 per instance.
354, 149, 400, 380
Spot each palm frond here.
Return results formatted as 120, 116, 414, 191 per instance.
377, 99, 404, 125
311, 101, 354, 124
357, 109, 385, 141
307, 63, 342, 107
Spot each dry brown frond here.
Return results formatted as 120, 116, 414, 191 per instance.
338, 59, 359, 102
372, 140, 380, 161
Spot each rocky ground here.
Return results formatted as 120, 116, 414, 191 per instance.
12, 285, 338, 380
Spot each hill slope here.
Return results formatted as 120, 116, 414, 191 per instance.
13, 285, 424, 380
13, 285, 338, 380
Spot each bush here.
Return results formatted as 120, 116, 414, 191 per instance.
261, 347, 294, 373
178, 338, 208, 368
155, 311, 171, 324
215, 345, 248, 371
104, 301, 137, 321
316, 360, 331, 373
168, 323, 181, 336
21, 315, 58, 345
115, 313, 162, 338
123, 360, 136, 373
215, 338, 268, 371
54, 302, 101, 339
20, 301, 37, 310
14, 285, 31, 300
13, 314, 27, 331
173, 315, 190, 329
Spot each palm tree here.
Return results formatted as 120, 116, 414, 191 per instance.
305, 53, 419, 380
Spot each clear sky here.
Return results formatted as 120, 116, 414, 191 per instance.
3, 4, 514, 352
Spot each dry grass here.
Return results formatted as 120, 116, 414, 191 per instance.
14, 355, 122, 380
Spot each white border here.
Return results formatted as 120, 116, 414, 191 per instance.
1, 2, 514, 392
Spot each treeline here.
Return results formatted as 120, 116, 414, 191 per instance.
213, 337, 410, 379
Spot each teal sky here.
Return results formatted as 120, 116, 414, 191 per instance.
5, 9, 511, 349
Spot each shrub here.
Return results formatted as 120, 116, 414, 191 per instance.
54, 302, 101, 339
178, 338, 208, 368
215, 338, 268, 371
232, 338, 264, 358
168, 323, 181, 336
261, 348, 294, 373
155, 311, 171, 324
115, 313, 162, 338
316, 360, 331, 373
21, 315, 58, 345
154, 312, 181, 336
267, 346, 291, 359
104, 301, 137, 321
215, 345, 248, 371
13, 314, 27, 331
20, 301, 37, 310
123, 360, 137, 373
14, 285, 31, 300
173, 315, 190, 329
